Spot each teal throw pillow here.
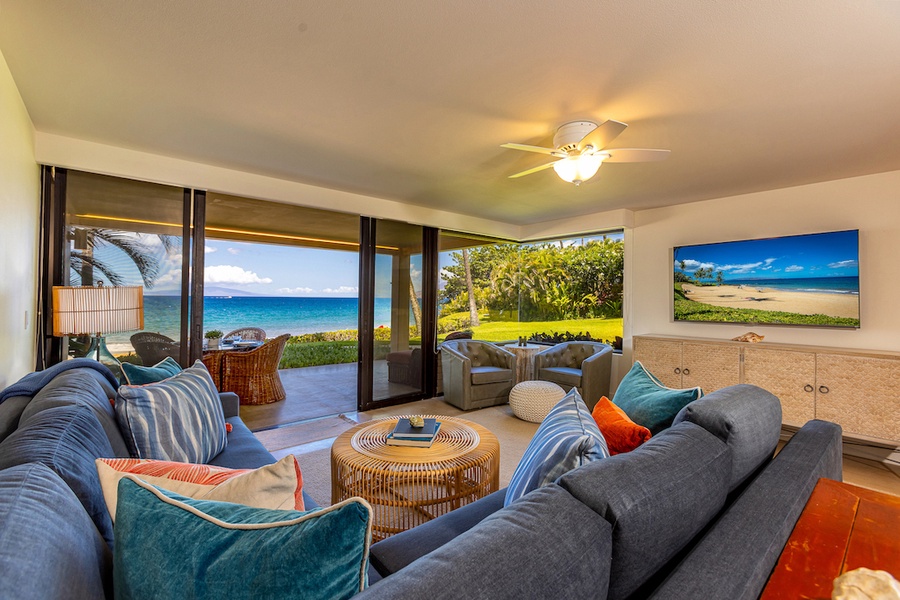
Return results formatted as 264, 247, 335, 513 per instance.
115, 360, 227, 463
612, 361, 703, 435
505, 387, 609, 506
114, 476, 373, 600
122, 356, 183, 385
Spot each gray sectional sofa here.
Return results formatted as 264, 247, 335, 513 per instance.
0, 365, 842, 600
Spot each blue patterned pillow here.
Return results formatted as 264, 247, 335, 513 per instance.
114, 476, 373, 600
613, 361, 703, 435
115, 360, 227, 463
504, 388, 609, 506
122, 356, 182, 385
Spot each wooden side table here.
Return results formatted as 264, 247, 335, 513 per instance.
504, 343, 544, 382
761, 478, 900, 599
331, 415, 500, 541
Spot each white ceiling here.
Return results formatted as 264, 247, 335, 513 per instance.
2, 1, 899, 226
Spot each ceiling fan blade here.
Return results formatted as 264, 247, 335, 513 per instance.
508, 160, 560, 178
500, 142, 565, 157
603, 148, 671, 163
577, 119, 628, 151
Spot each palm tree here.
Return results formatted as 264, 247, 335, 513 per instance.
69, 227, 179, 288
461, 248, 480, 327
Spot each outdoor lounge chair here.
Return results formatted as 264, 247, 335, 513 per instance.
130, 332, 180, 366
221, 334, 290, 404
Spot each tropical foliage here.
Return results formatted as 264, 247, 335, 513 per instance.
440, 237, 624, 323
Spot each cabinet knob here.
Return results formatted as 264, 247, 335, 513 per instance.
803, 384, 814, 393
818, 385, 830, 394
674, 368, 681, 374
682, 368, 691, 375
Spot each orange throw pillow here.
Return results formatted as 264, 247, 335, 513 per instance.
591, 396, 652, 455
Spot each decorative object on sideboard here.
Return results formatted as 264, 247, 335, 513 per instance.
731, 332, 765, 343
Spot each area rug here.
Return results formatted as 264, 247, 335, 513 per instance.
287, 398, 540, 507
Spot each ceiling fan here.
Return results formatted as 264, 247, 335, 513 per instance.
501, 120, 670, 186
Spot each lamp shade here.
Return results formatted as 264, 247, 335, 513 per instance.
52, 285, 144, 336
553, 154, 604, 185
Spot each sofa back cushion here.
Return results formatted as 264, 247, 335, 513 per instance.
0, 404, 117, 548
0, 463, 112, 600
19, 369, 131, 458
673, 384, 782, 491
557, 421, 732, 600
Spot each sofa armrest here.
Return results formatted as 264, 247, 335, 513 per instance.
218, 392, 240, 419
369, 488, 506, 577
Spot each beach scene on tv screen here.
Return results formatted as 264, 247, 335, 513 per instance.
673, 230, 860, 328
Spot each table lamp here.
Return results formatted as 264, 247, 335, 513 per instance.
52, 283, 144, 381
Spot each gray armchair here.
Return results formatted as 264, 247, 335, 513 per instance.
533, 342, 613, 410
441, 340, 517, 411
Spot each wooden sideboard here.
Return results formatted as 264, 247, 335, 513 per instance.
633, 335, 900, 443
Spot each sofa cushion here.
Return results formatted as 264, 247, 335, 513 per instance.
673, 384, 782, 491
0, 404, 116, 549
541, 366, 583, 388
505, 387, 609, 506
97, 453, 305, 521
122, 356, 183, 385
558, 421, 732, 600
612, 361, 703, 434
369, 488, 507, 577
115, 360, 227, 463
356, 484, 612, 600
470, 366, 513, 385
114, 476, 373, 600
0, 463, 112, 600
592, 396, 652, 455
19, 369, 131, 458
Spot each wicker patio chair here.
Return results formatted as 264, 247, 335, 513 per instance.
130, 332, 180, 366
221, 334, 290, 404
201, 350, 225, 390
224, 327, 267, 342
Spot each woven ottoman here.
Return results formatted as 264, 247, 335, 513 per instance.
508, 380, 567, 423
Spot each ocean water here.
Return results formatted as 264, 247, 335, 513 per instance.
110, 296, 393, 345
726, 276, 859, 295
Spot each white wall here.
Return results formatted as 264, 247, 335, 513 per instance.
0, 50, 40, 387
629, 170, 900, 355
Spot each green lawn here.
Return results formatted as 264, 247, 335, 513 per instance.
463, 317, 622, 344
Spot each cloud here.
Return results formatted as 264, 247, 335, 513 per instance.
764, 258, 777, 266
205, 246, 217, 254
828, 259, 858, 269
227, 248, 240, 255
154, 268, 182, 286
323, 286, 358, 294
205, 265, 272, 285
278, 287, 314, 294
675, 259, 715, 271
719, 262, 763, 274
784, 265, 804, 272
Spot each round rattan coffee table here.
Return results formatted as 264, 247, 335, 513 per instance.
331, 415, 500, 541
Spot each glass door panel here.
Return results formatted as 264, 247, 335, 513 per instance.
65, 171, 186, 368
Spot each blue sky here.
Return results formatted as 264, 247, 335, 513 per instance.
673, 230, 859, 281
100, 231, 622, 297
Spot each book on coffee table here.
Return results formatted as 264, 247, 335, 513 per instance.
391, 418, 439, 439
386, 422, 442, 447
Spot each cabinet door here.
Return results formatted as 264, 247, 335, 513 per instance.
742, 347, 816, 427
682, 342, 741, 393
816, 354, 900, 441
633, 337, 683, 388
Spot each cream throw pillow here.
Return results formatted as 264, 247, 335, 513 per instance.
96, 454, 304, 522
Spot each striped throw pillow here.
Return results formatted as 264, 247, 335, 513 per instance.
115, 360, 227, 463
504, 387, 609, 506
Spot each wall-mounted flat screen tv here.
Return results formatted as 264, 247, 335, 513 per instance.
673, 230, 860, 328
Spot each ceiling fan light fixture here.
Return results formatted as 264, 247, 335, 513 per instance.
553, 154, 603, 186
